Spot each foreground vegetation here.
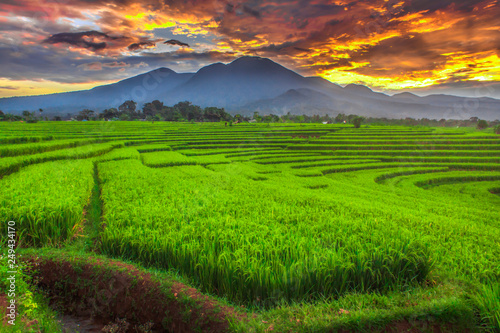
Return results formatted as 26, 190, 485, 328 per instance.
0, 121, 499, 332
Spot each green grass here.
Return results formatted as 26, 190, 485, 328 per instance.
0, 252, 63, 332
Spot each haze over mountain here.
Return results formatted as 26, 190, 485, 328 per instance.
1, 56, 499, 120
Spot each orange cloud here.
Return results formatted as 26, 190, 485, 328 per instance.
0, 0, 499, 96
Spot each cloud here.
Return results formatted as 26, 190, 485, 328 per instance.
134, 62, 149, 68
43, 30, 120, 51
0, 86, 19, 90
242, 5, 261, 19
0, 0, 499, 96
128, 41, 156, 51
78, 62, 103, 71
294, 47, 311, 52
103, 61, 130, 68
164, 39, 190, 47
77, 61, 131, 71
137, 50, 236, 64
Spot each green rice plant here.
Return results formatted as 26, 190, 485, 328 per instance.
414, 173, 500, 189
98, 160, 435, 305
320, 162, 500, 175
92, 147, 140, 162
288, 159, 382, 169
0, 141, 123, 177
0, 121, 497, 327
229, 153, 322, 163
289, 144, 500, 151
133, 143, 172, 153
0, 160, 93, 247
474, 282, 500, 331
380, 156, 500, 163
140, 151, 230, 167
326, 150, 500, 157
140, 150, 195, 166
175, 143, 291, 150
374, 167, 450, 183
0, 138, 111, 157
178, 148, 282, 156
308, 139, 500, 145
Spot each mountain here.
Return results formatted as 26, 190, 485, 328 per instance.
160, 57, 321, 108
1, 56, 499, 120
0, 68, 194, 115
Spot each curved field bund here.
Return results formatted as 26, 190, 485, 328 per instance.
0, 122, 498, 332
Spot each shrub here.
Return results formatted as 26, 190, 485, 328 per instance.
477, 120, 488, 130
353, 116, 364, 128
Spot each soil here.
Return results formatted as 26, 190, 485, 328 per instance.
58, 315, 105, 332
0, 294, 9, 326
25, 256, 243, 333
14, 256, 470, 333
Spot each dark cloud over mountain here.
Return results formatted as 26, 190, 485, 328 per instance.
164, 39, 190, 47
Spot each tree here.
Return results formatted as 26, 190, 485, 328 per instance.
76, 109, 95, 121
203, 106, 230, 122
335, 113, 346, 123
153, 114, 164, 122
420, 118, 431, 126
142, 100, 163, 118
476, 120, 488, 130
353, 116, 365, 128
119, 113, 130, 121
347, 114, 358, 124
22, 110, 37, 123
100, 108, 119, 120
0, 113, 21, 121
53, 116, 62, 121
494, 125, 500, 134
22, 110, 32, 120
253, 111, 262, 122
119, 100, 137, 119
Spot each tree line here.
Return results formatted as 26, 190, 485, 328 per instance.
79, 100, 235, 122
0, 100, 499, 132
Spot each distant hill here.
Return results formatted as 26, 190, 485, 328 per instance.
1, 56, 499, 120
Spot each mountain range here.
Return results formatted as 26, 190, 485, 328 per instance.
1, 56, 499, 120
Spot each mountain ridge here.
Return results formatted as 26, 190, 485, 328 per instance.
1, 56, 499, 120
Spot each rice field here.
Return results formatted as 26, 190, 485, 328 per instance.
0, 121, 499, 331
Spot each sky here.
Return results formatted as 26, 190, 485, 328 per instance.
0, 0, 499, 98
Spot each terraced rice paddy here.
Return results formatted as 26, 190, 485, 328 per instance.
0, 121, 499, 332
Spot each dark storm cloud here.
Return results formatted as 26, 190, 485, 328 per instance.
404, 0, 480, 13
0, 44, 148, 83
43, 30, 123, 51
255, 41, 298, 52
0, 44, 111, 82
242, 5, 261, 19
164, 39, 190, 47
225, 3, 235, 13
294, 47, 310, 52
128, 41, 156, 51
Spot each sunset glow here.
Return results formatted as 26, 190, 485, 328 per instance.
1, 0, 499, 98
